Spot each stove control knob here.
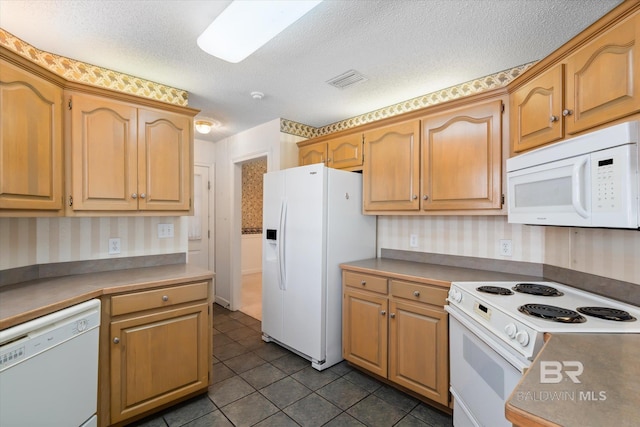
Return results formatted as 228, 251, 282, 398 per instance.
448, 289, 462, 303
515, 330, 530, 347
504, 323, 517, 339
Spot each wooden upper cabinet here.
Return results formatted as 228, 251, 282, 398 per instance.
565, 13, 640, 135
69, 94, 138, 211
299, 143, 327, 166
0, 59, 63, 212
511, 65, 564, 153
68, 93, 193, 213
363, 120, 420, 211
421, 101, 502, 211
298, 132, 362, 170
138, 109, 191, 211
327, 133, 362, 169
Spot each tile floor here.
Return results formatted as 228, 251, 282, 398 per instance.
128, 304, 453, 427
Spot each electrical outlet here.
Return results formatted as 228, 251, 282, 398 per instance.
409, 234, 418, 248
108, 238, 121, 255
499, 239, 513, 257
157, 223, 174, 238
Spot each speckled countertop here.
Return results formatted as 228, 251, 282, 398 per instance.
506, 333, 640, 427
0, 263, 213, 330
339, 258, 542, 286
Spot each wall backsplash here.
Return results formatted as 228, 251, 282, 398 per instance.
378, 216, 640, 285
241, 158, 267, 234
0, 217, 186, 270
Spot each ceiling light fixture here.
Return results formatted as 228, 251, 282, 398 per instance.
194, 119, 219, 134
197, 0, 323, 63
251, 91, 264, 100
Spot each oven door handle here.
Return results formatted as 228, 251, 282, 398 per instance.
445, 306, 530, 373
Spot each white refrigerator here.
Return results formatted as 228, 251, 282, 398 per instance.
262, 163, 376, 370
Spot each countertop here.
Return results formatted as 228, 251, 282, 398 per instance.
0, 263, 214, 330
506, 333, 640, 427
340, 258, 542, 286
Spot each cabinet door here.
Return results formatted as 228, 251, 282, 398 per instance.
363, 120, 420, 211
328, 133, 362, 169
511, 65, 564, 153
138, 109, 192, 211
421, 101, 502, 210
69, 94, 138, 211
110, 303, 209, 423
389, 299, 448, 406
343, 288, 388, 378
565, 14, 640, 135
299, 143, 327, 166
0, 60, 63, 211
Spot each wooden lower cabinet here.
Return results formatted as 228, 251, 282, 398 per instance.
342, 288, 388, 378
101, 281, 212, 426
342, 270, 450, 408
388, 299, 448, 404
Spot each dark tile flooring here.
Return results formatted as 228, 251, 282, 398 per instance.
129, 304, 453, 427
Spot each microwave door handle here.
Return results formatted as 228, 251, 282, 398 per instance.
572, 157, 589, 218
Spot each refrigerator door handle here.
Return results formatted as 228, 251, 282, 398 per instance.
278, 198, 287, 290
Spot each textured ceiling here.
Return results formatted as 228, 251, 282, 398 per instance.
0, 0, 624, 142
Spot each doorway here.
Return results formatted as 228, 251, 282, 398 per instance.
239, 157, 267, 319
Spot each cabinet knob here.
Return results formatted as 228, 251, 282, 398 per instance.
360, 280, 366, 286
140, 193, 146, 199
381, 310, 386, 316
562, 109, 573, 117
550, 115, 559, 122
131, 193, 138, 199
413, 290, 420, 297
422, 195, 429, 200
390, 313, 396, 318
162, 295, 169, 302
113, 337, 120, 344
412, 195, 418, 200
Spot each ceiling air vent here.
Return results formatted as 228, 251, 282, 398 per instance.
326, 69, 367, 89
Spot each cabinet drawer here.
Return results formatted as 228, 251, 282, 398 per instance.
390, 280, 448, 306
343, 271, 388, 294
111, 282, 208, 316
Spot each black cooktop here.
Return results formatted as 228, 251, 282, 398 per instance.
518, 303, 586, 323
513, 283, 564, 297
476, 286, 514, 295
577, 307, 637, 322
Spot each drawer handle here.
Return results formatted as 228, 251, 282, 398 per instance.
162, 295, 169, 302
390, 313, 396, 318
381, 310, 386, 316
361, 280, 366, 286
113, 337, 120, 344
413, 290, 420, 297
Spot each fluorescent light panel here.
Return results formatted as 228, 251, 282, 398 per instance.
198, 0, 323, 63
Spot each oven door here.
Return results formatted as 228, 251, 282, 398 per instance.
447, 307, 528, 427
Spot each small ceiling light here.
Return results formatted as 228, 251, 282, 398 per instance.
197, 0, 323, 63
195, 119, 219, 134
251, 91, 264, 100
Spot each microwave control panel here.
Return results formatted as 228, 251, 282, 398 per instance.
591, 144, 636, 213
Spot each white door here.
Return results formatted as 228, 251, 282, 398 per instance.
188, 165, 211, 270
282, 164, 325, 361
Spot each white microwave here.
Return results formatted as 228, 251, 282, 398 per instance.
506, 121, 639, 229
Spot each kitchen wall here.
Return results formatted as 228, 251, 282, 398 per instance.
378, 216, 640, 285
213, 118, 305, 309
0, 216, 186, 270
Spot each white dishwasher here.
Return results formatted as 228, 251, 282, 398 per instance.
0, 299, 101, 427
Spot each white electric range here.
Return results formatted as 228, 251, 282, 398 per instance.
445, 281, 640, 427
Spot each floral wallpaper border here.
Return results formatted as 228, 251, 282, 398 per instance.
281, 61, 536, 139
0, 28, 189, 106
